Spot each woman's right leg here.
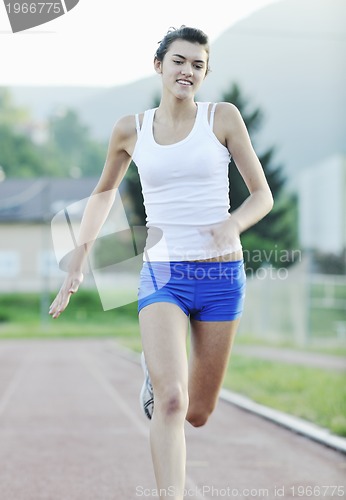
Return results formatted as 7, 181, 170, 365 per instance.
139, 302, 189, 500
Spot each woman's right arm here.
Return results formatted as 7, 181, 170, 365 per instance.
49, 115, 135, 319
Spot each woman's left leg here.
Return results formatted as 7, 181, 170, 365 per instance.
186, 318, 240, 427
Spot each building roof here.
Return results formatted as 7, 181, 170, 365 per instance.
0, 177, 100, 222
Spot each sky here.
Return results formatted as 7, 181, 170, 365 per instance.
0, 0, 282, 87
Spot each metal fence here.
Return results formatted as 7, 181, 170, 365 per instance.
239, 258, 346, 347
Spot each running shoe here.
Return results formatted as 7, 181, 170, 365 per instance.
140, 352, 154, 419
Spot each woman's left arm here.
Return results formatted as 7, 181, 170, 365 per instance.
219, 102, 274, 233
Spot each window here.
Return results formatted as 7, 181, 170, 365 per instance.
0, 251, 20, 277
38, 250, 64, 277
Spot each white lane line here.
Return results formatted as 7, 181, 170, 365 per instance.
0, 356, 32, 418
79, 348, 149, 437
79, 346, 209, 500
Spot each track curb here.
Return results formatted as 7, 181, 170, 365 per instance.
219, 388, 346, 455
110, 342, 346, 456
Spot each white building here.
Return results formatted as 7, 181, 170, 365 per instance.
297, 155, 346, 254
0, 178, 98, 292
0, 177, 136, 295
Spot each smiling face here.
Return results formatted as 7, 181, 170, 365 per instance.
154, 39, 209, 100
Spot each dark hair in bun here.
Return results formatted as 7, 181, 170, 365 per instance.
155, 26, 210, 75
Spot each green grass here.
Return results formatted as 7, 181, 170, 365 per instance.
1, 291, 345, 437
0, 291, 140, 339
224, 355, 346, 437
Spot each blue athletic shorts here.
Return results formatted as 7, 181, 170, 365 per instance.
137, 260, 246, 321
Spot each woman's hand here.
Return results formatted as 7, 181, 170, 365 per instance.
199, 216, 242, 259
208, 216, 241, 254
49, 271, 84, 319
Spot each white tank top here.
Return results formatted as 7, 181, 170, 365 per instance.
132, 102, 242, 261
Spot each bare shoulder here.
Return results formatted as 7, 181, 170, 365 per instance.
215, 102, 243, 128
217, 101, 250, 144
112, 114, 137, 140
109, 114, 138, 156
211, 102, 245, 148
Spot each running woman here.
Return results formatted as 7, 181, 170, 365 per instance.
49, 26, 273, 500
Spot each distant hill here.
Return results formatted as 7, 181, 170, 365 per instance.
7, 86, 104, 121
5, 0, 346, 179
201, 0, 346, 178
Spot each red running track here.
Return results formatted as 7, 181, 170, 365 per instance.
0, 339, 345, 500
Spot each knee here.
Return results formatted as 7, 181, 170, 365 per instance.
186, 405, 214, 428
186, 412, 209, 428
156, 385, 189, 420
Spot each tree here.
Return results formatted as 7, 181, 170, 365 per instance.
0, 89, 51, 177
0, 124, 54, 178
0, 88, 29, 128
223, 82, 298, 270
0, 88, 107, 179
0, 88, 53, 177
125, 162, 146, 225
47, 109, 107, 177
